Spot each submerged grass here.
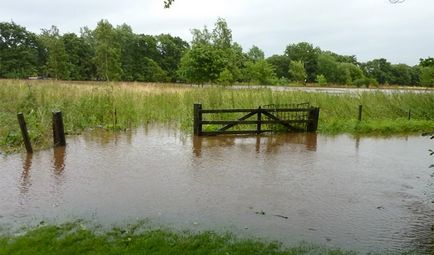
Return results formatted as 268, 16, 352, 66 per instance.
0, 79, 433, 152
0, 222, 357, 255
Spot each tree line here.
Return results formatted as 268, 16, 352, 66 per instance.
1, 19, 433, 87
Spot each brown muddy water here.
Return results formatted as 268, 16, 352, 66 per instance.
0, 127, 433, 254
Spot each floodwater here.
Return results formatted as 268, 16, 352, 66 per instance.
0, 127, 433, 254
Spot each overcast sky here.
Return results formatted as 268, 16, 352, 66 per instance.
1, 0, 433, 65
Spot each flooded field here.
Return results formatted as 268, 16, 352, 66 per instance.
0, 127, 433, 254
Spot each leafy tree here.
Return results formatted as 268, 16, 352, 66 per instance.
315, 74, 327, 86
419, 67, 434, 87
419, 57, 434, 67
243, 60, 277, 85
364, 58, 393, 84
156, 34, 189, 81
115, 23, 136, 81
391, 64, 412, 85
62, 33, 95, 80
93, 20, 122, 81
266, 54, 290, 79
285, 42, 320, 82
178, 44, 225, 84
247, 45, 265, 62
0, 22, 39, 78
39, 26, 70, 79
317, 53, 338, 83
288, 60, 306, 83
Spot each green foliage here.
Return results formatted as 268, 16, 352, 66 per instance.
419, 66, 434, 87
178, 44, 225, 84
40, 26, 70, 79
0, 22, 39, 78
62, 33, 95, 80
288, 60, 307, 83
217, 68, 234, 85
93, 20, 122, 81
243, 60, 278, 85
285, 42, 320, 82
266, 55, 291, 79
247, 45, 265, 62
315, 74, 327, 86
364, 58, 393, 84
352, 77, 378, 88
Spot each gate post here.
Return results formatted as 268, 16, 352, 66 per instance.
17, 113, 33, 153
52, 111, 66, 147
307, 107, 320, 132
193, 103, 202, 136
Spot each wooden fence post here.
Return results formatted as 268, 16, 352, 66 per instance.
193, 104, 202, 136
17, 113, 33, 153
358, 105, 363, 121
256, 107, 262, 134
52, 111, 66, 147
307, 107, 320, 132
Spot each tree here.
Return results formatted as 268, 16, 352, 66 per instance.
0, 22, 39, 78
177, 44, 225, 84
288, 60, 306, 83
247, 45, 264, 62
285, 42, 320, 82
62, 33, 95, 80
40, 25, 70, 79
155, 34, 189, 81
243, 60, 277, 85
317, 53, 338, 83
93, 20, 122, 81
419, 67, 434, 87
364, 58, 393, 84
390, 64, 412, 85
266, 55, 290, 79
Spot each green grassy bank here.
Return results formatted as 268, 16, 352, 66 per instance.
0, 222, 357, 255
1, 79, 433, 152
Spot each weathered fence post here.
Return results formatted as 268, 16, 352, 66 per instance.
358, 105, 363, 121
408, 110, 411, 120
17, 113, 33, 153
307, 107, 320, 132
193, 104, 202, 136
257, 107, 262, 134
52, 111, 66, 147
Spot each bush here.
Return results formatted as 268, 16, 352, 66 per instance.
315, 74, 327, 86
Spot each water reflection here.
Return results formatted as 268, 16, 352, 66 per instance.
52, 146, 66, 174
193, 133, 317, 157
19, 153, 33, 195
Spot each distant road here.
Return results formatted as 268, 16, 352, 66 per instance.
228, 85, 434, 94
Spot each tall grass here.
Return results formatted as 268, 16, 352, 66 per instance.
1, 79, 433, 152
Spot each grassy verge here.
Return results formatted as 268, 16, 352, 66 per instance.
0, 222, 357, 255
1, 79, 433, 152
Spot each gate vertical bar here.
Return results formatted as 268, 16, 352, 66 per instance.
358, 105, 363, 121
256, 107, 262, 134
307, 107, 320, 132
193, 103, 202, 136
17, 113, 33, 153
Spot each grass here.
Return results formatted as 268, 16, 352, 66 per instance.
0, 222, 358, 255
0, 79, 433, 152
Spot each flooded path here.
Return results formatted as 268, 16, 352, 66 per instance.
0, 127, 433, 253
